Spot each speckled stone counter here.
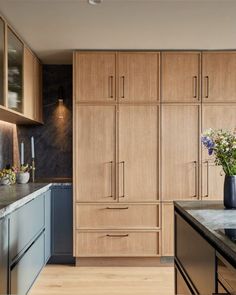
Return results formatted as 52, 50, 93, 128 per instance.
175, 201, 236, 267
0, 182, 72, 220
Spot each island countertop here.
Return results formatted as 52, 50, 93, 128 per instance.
175, 200, 236, 267
0, 182, 72, 220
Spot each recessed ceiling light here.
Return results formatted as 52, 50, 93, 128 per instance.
88, 0, 103, 5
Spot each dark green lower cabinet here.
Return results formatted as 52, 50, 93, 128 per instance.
49, 186, 74, 264
45, 190, 51, 263
0, 218, 8, 295
10, 233, 45, 295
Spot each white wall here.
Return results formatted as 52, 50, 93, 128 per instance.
0, 0, 236, 63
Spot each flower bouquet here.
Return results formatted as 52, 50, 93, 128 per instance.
13, 164, 31, 184
0, 168, 16, 185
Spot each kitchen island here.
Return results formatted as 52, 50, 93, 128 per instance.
174, 201, 236, 295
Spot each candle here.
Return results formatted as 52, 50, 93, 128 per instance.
31, 136, 35, 159
20, 142, 24, 166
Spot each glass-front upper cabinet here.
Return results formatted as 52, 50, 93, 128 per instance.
0, 18, 4, 106
7, 27, 23, 113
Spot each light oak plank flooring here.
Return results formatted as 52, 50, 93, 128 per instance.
29, 265, 174, 295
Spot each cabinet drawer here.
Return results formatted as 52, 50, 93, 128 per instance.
9, 194, 45, 261
76, 204, 159, 229
10, 232, 45, 295
75, 231, 159, 257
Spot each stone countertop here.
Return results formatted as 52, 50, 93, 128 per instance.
175, 200, 236, 267
0, 182, 72, 220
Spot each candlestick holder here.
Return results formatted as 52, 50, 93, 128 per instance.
32, 159, 36, 182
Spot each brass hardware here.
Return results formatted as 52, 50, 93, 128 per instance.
205, 76, 209, 98
109, 76, 113, 98
106, 207, 129, 210
192, 161, 198, 198
204, 160, 209, 198
32, 159, 35, 182
106, 234, 129, 238
121, 76, 125, 98
193, 76, 198, 99
119, 161, 125, 198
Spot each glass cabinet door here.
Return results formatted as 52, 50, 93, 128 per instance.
7, 28, 23, 113
0, 18, 4, 106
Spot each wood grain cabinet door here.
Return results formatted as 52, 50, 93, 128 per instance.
202, 105, 236, 200
118, 105, 159, 201
161, 105, 200, 201
161, 52, 200, 102
162, 203, 174, 256
202, 52, 236, 102
75, 105, 116, 202
118, 52, 159, 102
24, 47, 35, 119
74, 52, 116, 102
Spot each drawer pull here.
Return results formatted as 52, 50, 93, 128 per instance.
106, 234, 129, 238
106, 207, 129, 210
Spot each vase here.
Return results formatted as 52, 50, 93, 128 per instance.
16, 172, 30, 184
224, 175, 236, 209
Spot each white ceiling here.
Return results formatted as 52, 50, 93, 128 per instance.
0, 0, 236, 64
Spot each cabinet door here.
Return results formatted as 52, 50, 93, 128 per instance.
162, 203, 174, 256
45, 190, 51, 263
0, 218, 8, 295
0, 18, 4, 107
24, 47, 34, 119
75, 105, 116, 202
202, 52, 236, 102
161, 105, 200, 201
202, 105, 236, 200
7, 27, 23, 113
118, 52, 159, 102
118, 105, 159, 201
162, 52, 200, 102
34, 57, 43, 123
75, 52, 116, 102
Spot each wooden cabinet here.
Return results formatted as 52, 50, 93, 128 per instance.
75, 231, 160, 257
118, 52, 159, 102
161, 105, 200, 201
162, 52, 200, 102
76, 204, 160, 229
34, 57, 43, 123
162, 203, 174, 256
201, 105, 236, 200
75, 105, 116, 202
74, 52, 116, 102
24, 46, 34, 119
202, 52, 236, 102
118, 105, 159, 201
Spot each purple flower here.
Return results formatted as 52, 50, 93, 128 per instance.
208, 148, 213, 155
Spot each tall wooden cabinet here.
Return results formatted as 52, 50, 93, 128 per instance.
73, 51, 160, 259
74, 50, 236, 260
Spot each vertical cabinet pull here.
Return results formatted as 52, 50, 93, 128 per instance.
192, 161, 198, 198
109, 161, 115, 199
109, 76, 113, 98
119, 161, 125, 198
204, 160, 209, 198
193, 76, 198, 99
120, 76, 125, 98
204, 76, 209, 98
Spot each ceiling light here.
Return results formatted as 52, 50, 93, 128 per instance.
88, 0, 103, 5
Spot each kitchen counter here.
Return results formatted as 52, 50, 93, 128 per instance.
175, 200, 236, 267
0, 182, 72, 220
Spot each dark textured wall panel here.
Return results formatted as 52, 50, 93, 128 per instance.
17, 65, 72, 179
0, 121, 13, 169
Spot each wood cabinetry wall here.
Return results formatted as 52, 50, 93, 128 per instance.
73, 50, 236, 260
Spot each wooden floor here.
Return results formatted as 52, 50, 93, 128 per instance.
29, 265, 175, 295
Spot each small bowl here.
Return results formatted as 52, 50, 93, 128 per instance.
16, 172, 30, 184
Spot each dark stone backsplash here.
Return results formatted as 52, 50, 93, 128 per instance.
17, 65, 73, 179
0, 122, 14, 169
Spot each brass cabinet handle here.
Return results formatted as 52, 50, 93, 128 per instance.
106, 206, 129, 210
109, 76, 113, 98
120, 76, 125, 98
119, 161, 125, 198
203, 160, 209, 198
193, 76, 198, 99
108, 161, 115, 199
205, 76, 209, 98
192, 161, 198, 198
106, 234, 129, 238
